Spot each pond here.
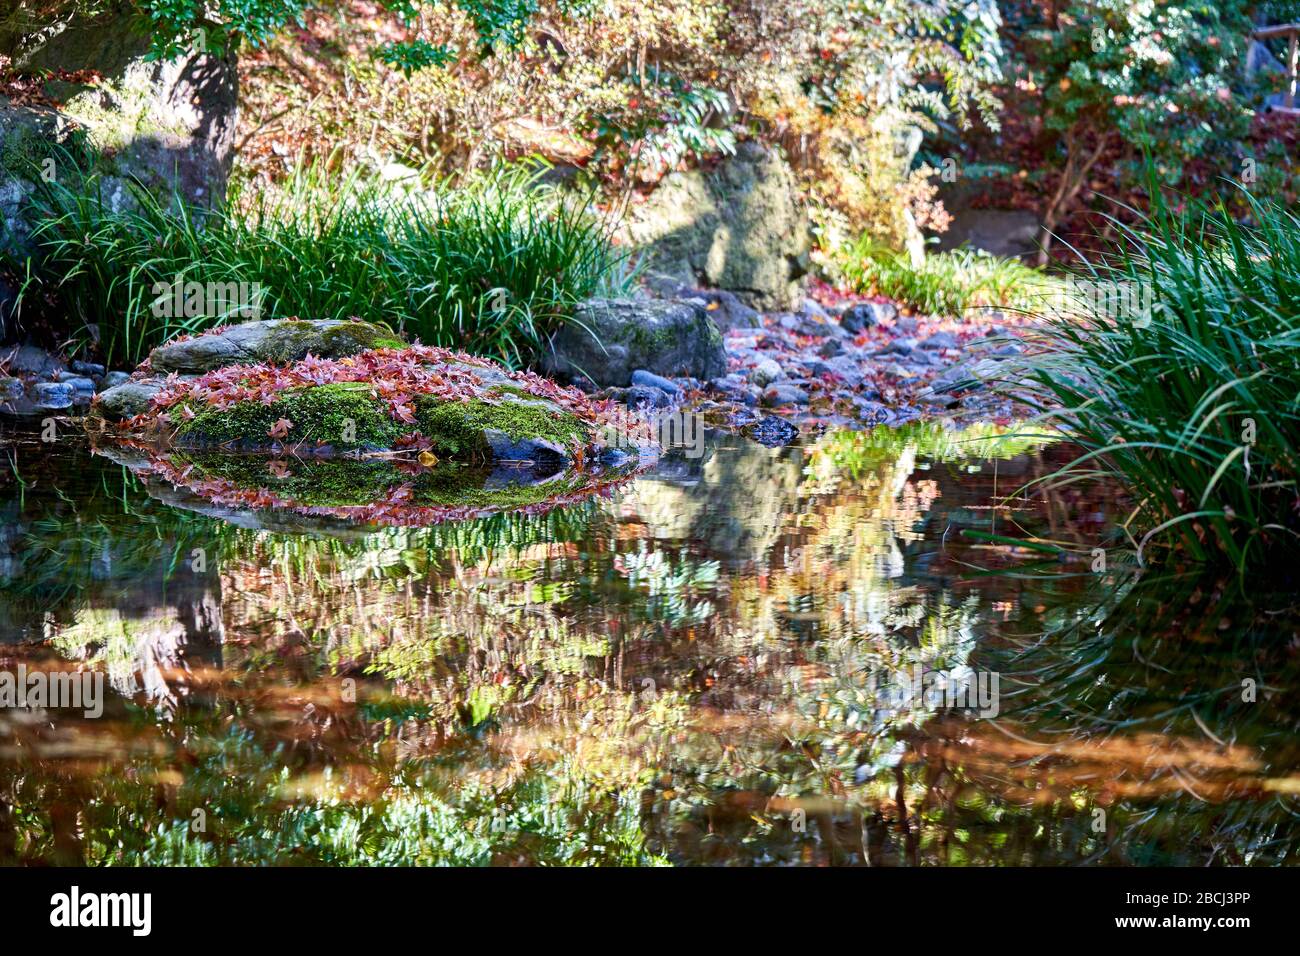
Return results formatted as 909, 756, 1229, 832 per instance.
1, 421, 1296, 866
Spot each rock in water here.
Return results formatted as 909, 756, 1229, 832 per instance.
544, 298, 725, 387
483, 429, 571, 465
91, 322, 624, 468
95, 319, 407, 419
630, 369, 681, 396
95, 380, 167, 420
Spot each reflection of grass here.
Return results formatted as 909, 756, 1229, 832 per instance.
979, 568, 1300, 865
240, 497, 609, 570
615, 544, 719, 626
809, 421, 1055, 484
0, 461, 226, 614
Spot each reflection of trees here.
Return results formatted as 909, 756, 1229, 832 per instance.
3, 427, 1295, 865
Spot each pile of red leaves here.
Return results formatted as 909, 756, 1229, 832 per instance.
0, 63, 103, 109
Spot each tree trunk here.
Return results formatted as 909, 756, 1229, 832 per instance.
1036, 129, 1111, 266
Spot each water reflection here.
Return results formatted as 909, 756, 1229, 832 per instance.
0, 422, 1295, 866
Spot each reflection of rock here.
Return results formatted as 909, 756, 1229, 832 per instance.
93, 442, 633, 534
54, 572, 225, 710
9, 493, 228, 709
137, 479, 386, 539
621, 434, 804, 566
483, 462, 568, 490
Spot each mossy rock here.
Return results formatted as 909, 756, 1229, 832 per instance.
542, 297, 726, 387
146, 319, 406, 374
97, 333, 617, 477
174, 382, 590, 463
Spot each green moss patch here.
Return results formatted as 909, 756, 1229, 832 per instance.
258, 320, 407, 364
173, 382, 591, 460
176, 382, 402, 448
414, 397, 588, 458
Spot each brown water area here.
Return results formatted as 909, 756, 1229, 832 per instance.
1, 422, 1296, 866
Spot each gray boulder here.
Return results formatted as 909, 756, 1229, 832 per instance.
94, 319, 403, 420
146, 319, 404, 374
93, 379, 168, 420
0, 8, 238, 258
483, 429, 570, 465
624, 142, 811, 311
675, 288, 761, 332
544, 298, 725, 387
612, 384, 673, 408
3, 343, 65, 377
748, 358, 783, 388
630, 369, 680, 395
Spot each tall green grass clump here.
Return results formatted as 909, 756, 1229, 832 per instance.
4, 157, 629, 368
1018, 191, 1300, 571
834, 238, 1051, 316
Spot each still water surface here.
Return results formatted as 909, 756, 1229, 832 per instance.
1, 422, 1296, 865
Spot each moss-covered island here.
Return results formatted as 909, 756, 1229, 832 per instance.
88, 320, 645, 526
93, 320, 615, 464
170, 379, 590, 460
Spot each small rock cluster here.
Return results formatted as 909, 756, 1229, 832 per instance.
0, 344, 130, 417
588, 290, 1031, 440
